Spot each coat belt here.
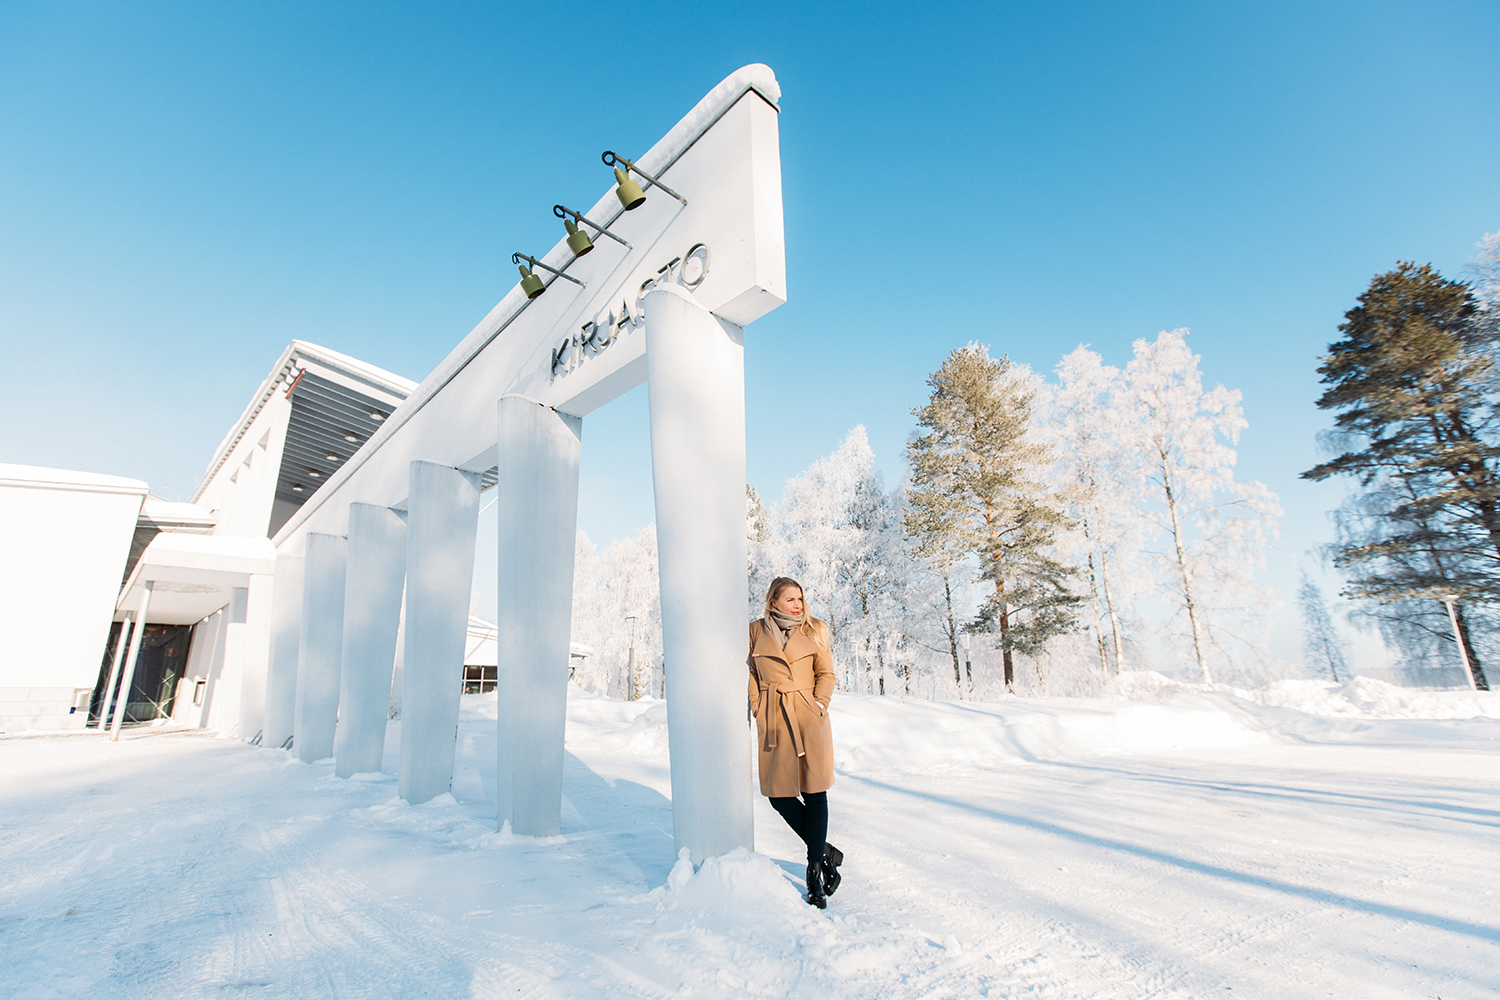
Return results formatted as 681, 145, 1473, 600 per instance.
759, 680, 814, 757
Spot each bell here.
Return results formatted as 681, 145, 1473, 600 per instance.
518, 263, 545, 299
614, 166, 646, 210
565, 219, 594, 256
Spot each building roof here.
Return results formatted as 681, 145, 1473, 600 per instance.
192, 340, 418, 507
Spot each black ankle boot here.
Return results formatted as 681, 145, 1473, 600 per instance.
821, 843, 843, 896
806, 862, 826, 908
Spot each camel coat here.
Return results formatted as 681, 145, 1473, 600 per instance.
747, 618, 836, 797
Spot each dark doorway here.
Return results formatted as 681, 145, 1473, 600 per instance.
91, 623, 194, 725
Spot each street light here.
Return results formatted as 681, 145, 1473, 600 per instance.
602, 150, 688, 207
511, 252, 585, 300
625, 615, 638, 701
1441, 594, 1480, 691
554, 204, 632, 252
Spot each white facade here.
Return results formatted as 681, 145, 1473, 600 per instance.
0, 465, 148, 731
0, 341, 414, 736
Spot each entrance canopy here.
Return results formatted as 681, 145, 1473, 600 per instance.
119, 533, 276, 625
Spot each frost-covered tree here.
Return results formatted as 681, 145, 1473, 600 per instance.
1122, 329, 1282, 684
1470, 230, 1500, 321
1045, 346, 1143, 679
571, 526, 663, 699
756, 427, 913, 693
1298, 573, 1348, 683
906, 345, 1080, 688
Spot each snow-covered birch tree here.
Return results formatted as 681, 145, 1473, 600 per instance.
759, 427, 913, 692
571, 527, 663, 698
1045, 346, 1143, 679
1122, 329, 1282, 684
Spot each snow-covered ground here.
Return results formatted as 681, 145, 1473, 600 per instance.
3, 675, 1498, 999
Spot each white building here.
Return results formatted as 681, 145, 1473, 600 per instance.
0, 341, 414, 734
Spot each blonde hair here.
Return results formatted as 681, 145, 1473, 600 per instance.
763, 576, 829, 644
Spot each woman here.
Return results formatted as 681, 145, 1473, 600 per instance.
748, 576, 845, 907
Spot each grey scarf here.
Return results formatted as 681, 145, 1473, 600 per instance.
768, 608, 804, 648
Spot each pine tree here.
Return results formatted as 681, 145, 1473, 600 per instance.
1303, 263, 1494, 690
905, 345, 1080, 687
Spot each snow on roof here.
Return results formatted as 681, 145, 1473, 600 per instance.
139, 497, 216, 529
0, 463, 149, 496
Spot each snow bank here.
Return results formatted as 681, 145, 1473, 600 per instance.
1111, 670, 1500, 720
830, 690, 1271, 774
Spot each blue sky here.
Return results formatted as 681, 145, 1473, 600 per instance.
3, 2, 1498, 638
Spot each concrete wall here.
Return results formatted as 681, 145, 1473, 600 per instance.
0, 464, 147, 731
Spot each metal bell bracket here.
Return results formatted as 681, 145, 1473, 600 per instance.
511, 252, 585, 287
601, 151, 688, 206
553, 205, 633, 248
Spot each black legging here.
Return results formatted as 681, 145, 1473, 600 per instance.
769, 791, 828, 866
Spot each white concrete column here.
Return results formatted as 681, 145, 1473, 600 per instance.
643, 283, 754, 862
388, 588, 406, 720
264, 553, 304, 749
335, 503, 407, 778
110, 583, 153, 741
399, 461, 480, 804
210, 587, 250, 735
294, 532, 346, 763
495, 395, 582, 835
191, 610, 227, 729
97, 614, 133, 729
238, 573, 274, 743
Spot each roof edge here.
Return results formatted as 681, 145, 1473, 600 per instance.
191, 341, 416, 504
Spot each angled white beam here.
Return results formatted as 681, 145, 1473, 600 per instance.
294, 532, 346, 762
97, 614, 133, 729
238, 573, 274, 743
335, 502, 407, 777
264, 553, 304, 750
494, 395, 581, 836
644, 283, 754, 861
109, 582, 153, 741
399, 461, 480, 804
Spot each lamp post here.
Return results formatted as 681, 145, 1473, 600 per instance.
625, 615, 638, 701
1441, 595, 1480, 692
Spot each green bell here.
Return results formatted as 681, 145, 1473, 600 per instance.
565, 219, 594, 256
519, 263, 545, 299
614, 166, 646, 210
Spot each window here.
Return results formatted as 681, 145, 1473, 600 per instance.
462, 665, 496, 694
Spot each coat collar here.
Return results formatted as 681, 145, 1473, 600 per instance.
753, 617, 819, 662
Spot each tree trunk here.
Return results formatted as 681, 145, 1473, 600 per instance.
942, 574, 963, 693
996, 577, 1015, 689
1162, 459, 1211, 683
1454, 602, 1490, 691
1083, 518, 1109, 679
1097, 519, 1126, 675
